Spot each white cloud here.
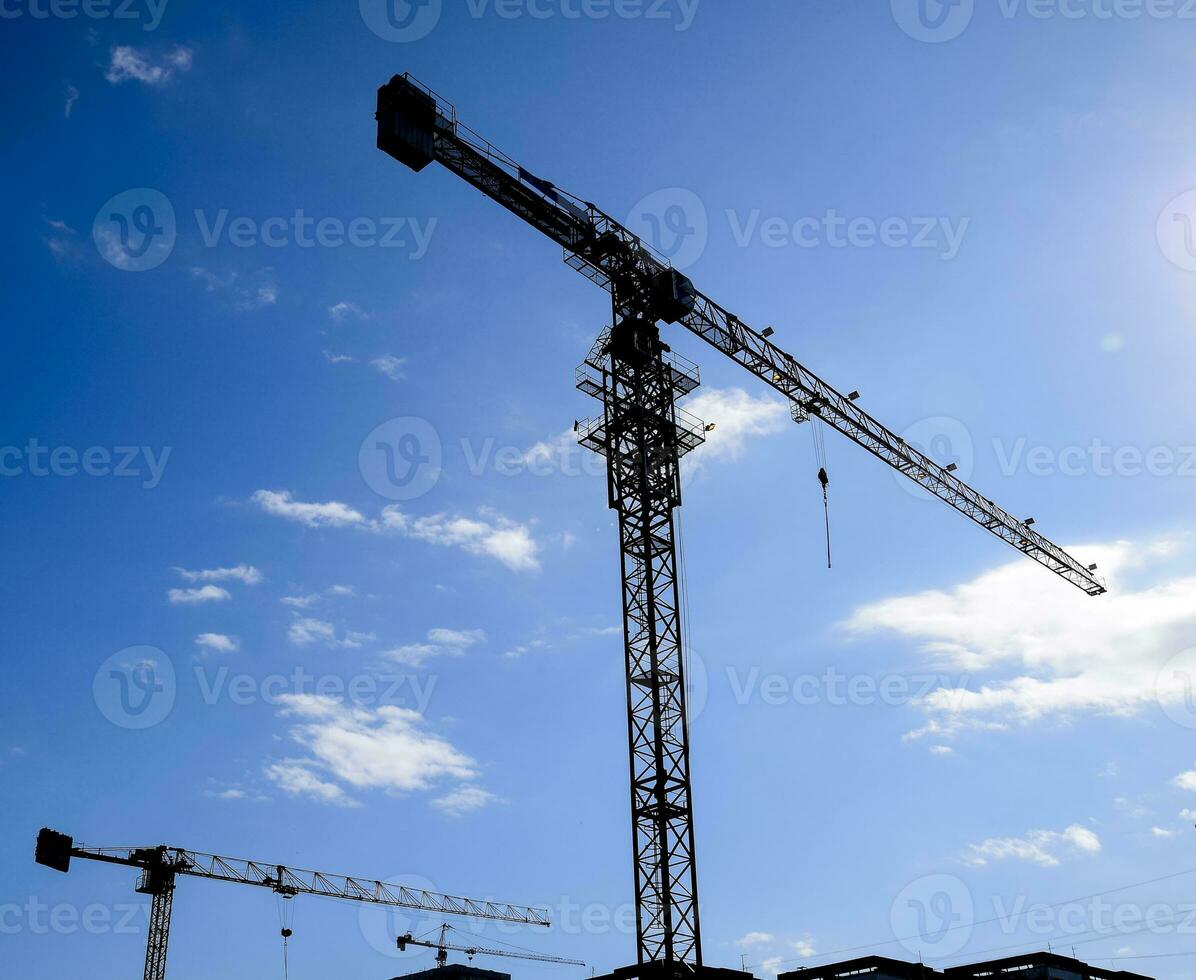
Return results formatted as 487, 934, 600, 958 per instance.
323, 351, 354, 365
1173, 768, 1196, 791
196, 633, 238, 654
282, 594, 320, 609
431, 785, 500, 816
735, 932, 775, 947
964, 824, 1101, 868
328, 301, 368, 322
842, 538, 1196, 740
265, 761, 357, 807
64, 83, 79, 118
288, 617, 373, 649
790, 940, 816, 958
327, 585, 355, 597
385, 628, 485, 667
267, 695, 481, 806
684, 387, 788, 465
175, 564, 262, 586
1180, 809, 1196, 820
1152, 827, 1177, 838
105, 45, 193, 86
929, 745, 955, 757
380, 505, 540, 572
371, 354, 407, 381
255, 492, 541, 572
168, 585, 231, 605
253, 490, 369, 529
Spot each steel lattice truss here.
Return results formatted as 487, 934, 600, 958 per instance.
72, 843, 551, 925
578, 307, 706, 966
142, 888, 173, 980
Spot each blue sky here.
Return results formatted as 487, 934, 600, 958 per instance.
4, 1, 1196, 978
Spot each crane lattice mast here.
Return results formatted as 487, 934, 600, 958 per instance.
374, 73, 1105, 979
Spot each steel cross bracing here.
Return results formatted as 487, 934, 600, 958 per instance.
374, 72, 1108, 973
70, 842, 552, 924
577, 307, 706, 967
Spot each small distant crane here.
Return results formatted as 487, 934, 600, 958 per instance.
397, 922, 586, 969
35, 828, 551, 980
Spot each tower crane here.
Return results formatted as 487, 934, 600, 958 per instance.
396, 922, 586, 969
34, 828, 550, 980
374, 74, 1106, 980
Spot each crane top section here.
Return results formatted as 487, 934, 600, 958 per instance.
35, 829, 552, 926
375, 72, 1106, 597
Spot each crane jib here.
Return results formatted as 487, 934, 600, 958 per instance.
374, 71, 1105, 598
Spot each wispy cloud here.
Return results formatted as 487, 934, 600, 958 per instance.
380, 505, 540, 572
328, 301, 369, 323
253, 491, 541, 572
175, 564, 262, 586
168, 585, 231, 605
105, 45, 193, 86
385, 628, 485, 667
253, 490, 369, 529
842, 537, 1196, 741
431, 785, 501, 817
371, 354, 407, 382
190, 267, 277, 311
265, 695, 486, 808
287, 617, 373, 649
64, 83, 79, 118
964, 824, 1101, 868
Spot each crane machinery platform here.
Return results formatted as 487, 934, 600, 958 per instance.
34, 828, 553, 980
375, 73, 1106, 980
